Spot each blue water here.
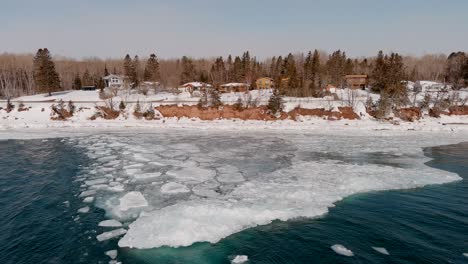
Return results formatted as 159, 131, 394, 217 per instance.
0, 138, 467, 264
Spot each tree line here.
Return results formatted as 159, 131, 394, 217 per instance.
1, 48, 467, 98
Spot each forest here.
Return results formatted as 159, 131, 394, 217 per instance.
0, 49, 467, 99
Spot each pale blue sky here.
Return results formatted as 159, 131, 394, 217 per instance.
1, 0, 467, 59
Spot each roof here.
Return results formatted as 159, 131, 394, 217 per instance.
345, 75, 368, 78
181, 82, 212, 88
220, 82, 250, 87
103, 74, 125, 80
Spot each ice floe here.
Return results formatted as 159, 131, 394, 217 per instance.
331, 244, 354, 257
160, 182, 190, 194
78, 206, 90, 213
231, 255, 248, 263
99, 219, 123, 228
72, 132, 464, 250
97, 228, 127, 242
119, 192, 148, 211
105, 250, 118, 259
372, 247, 390, 255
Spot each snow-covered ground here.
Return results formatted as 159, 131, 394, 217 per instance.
60, 131, 466, 250
1, 88, 468, 132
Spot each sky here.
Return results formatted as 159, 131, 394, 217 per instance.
1, 0, 467, 59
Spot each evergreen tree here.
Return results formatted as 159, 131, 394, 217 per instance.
132, 55, 140, 87
232, 56, 243, 82
371, 50, 386, 92
281, 53, 299, 94
180, 56, 196, 84
226, 55, 233, 81
209, 88, 223, 107
143, 53, 161, 82
104, 65, 109, 77
33, 48, 61, 95
72, 74, 82, 90
267, 89, 284, 116
82, 69, 93, 86
241, 51, 251, 82
123, 54, 133, 78
326, 50, 347, 88
210, 56, 226, 87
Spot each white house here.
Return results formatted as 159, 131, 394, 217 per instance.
103, 74, 125, 89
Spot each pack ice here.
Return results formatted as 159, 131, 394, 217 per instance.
70, 132, 463, 249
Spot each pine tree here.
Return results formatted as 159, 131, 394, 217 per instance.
241, 51, 251, 82
267, 89, 284, 116
33, 48, 61, 95
371, 50, 386, 92
210, 57, 226, 87
143, 54, 161, 82
232, 56, 243, 82
209, 88, 223, 107
123, 54, 133, 78
82, 69, 93, 86
132, 55, 140, 87
281, 53, 299, 95
72, 74, 82, 90
180, 56, 196, 84
226, 55, 233, 82
104, 65, 109, 77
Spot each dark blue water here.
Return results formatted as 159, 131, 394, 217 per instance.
0, 138, 467, 264
0, 138, 117, 264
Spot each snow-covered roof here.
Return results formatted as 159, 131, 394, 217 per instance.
181, 82, 212, 88
220, 82, 250, 87
103, 74, 125, 80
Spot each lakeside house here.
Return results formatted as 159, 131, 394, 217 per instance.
219, 83, 250, 93
255, 77, 274, 89
103, 74, 125, 89
413, 81, 447, 93
179, 82, 213, 96
345, 75, 368, 89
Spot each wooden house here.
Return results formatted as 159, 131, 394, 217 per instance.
219, 83, 250, 93
255, 77, 274, 89
345, 75, 368, 89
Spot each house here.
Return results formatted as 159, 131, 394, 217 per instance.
345, 75, 368, 89
179, 82, 213, 96
103, 74, 125, 89
255, 77, 274, 89
219, 83, 250, 93
412, 81, 447, 93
